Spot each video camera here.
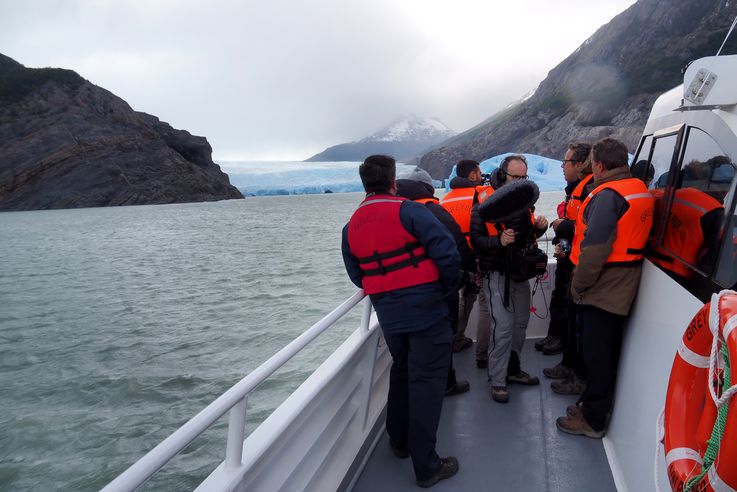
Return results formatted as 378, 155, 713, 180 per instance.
481, 172, 493, 185
478, 179, 547, 282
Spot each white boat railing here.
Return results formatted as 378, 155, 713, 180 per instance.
101, 290, 371, 492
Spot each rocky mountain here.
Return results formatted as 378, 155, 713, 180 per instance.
305, 114, 455, 162
419, 0, 737, 179
0, 54, 243, 211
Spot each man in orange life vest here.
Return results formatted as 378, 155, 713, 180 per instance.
342, 155, 461, 487
541, 143, 595, 397
537, 143, 592, 356
557, 138, 654, 438
439, 159, 493, 364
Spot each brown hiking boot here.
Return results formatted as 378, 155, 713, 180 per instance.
542, 337, 565, 355
551, 376, 586, 395
566, 404, 582, 418
556, 413, 604, 439
416, 456, 459, 488
534, 335, 555, 351
490, 385, 509, 403
543, 363, 572, 380
506, 370, 540, 386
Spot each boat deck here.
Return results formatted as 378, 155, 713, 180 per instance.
352, 341, 616, 491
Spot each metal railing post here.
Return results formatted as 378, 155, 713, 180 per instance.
360, 297, 372, 331
225, 396, 248, 470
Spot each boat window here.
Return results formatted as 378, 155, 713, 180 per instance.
643, 132, 681, 249
714, 177, 737, 289
631, 135, 654, 186
651, 127, 734, 283
649, 133, 679, 189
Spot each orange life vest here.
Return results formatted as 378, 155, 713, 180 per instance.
440, 187, 477, 246
570, 178, 654, 266
475, 185, 498, 237
564, 174, 594, 221
347, 195, 440, 294
649, 187, 723, 278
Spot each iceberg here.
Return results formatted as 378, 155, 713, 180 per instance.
445, 152, 636, 192
446, 153, 567, 192
220, 161, 421, 196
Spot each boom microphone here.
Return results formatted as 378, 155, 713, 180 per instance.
478, 179, 540, 223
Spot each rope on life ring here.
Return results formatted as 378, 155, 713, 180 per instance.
663, 290, 737, 492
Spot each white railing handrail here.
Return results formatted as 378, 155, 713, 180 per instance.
102, 289, 368, 492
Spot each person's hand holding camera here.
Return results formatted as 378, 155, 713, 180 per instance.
535, 215, 548, 230
501, 228, 516, 246
553, 244, 565, 258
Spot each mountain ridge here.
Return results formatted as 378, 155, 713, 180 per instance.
418, 0, 737, 179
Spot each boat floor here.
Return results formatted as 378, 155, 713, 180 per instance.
352, 340, 617, 491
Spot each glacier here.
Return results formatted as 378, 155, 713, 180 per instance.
219, 155, 570, 197
219, 161, 419, 196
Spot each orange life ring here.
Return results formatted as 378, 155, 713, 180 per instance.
664, 291, 737, 491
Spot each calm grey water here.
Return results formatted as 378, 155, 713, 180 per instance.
0, 190, 562, 491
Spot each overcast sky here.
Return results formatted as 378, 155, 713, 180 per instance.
1, 0, 638, 161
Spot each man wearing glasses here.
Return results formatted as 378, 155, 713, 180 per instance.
470, 155, 548, 403
540, 143, 594, 398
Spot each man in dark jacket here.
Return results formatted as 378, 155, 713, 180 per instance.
342, 155, 460, 487
469, 155, 548, 403
556, 139, 654, 438
396, 167, 473, 397
440, 160, 493, 362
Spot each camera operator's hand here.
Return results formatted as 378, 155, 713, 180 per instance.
501, 228, 516, 246
553, 243, 565, 258
535, 215, 548, 230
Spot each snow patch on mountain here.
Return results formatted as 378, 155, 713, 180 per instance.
359, 114, 455, 143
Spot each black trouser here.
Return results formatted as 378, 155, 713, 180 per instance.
579, 305, 625, 432
561, 301, 587, 379
446, 292, 459, 388
546, 257, 573, 342
384, 318, 452, 481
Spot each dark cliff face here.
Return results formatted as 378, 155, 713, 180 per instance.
419, 0, 737, 179
0, 54, 243, 211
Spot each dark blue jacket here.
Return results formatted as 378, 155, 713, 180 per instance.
342, 196, 460, 334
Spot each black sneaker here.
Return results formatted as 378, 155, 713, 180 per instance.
542, 337, 565, 355
452, 337, 473, 353
445, 380, 470, 397
417, 457, 459, 488
534, 335, 554, 351
506, 370, 540, 386
389, 439, 409, 459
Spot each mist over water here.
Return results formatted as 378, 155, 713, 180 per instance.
0, 191, 562, 490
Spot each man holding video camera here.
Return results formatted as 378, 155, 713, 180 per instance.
470, 155, 548, 403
